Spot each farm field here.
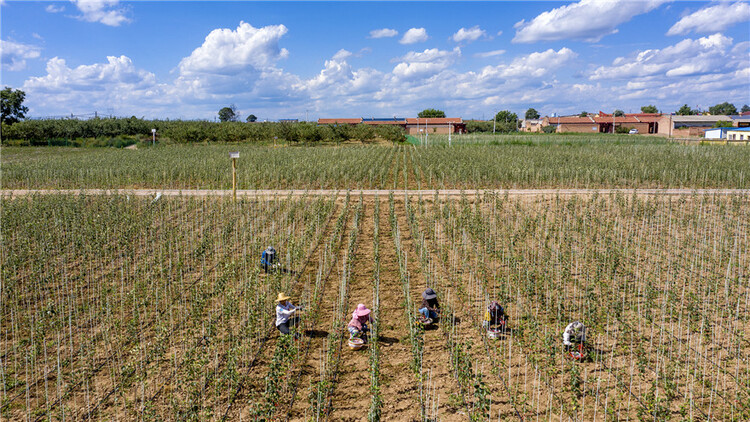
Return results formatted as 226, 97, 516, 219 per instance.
2, 136, 750, 190
2, 192, 748, 421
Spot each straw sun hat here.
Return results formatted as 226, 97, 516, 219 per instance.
275, 292, 291, 303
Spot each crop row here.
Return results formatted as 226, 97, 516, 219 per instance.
4, 140, 750, 189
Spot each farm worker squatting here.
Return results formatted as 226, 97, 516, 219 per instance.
275, 292, 299, 335
261, 246, 277, 273
419, 288, 440, 320
483, 301, 508, 328
348, 304, 374, 339
563, 321, 586, 351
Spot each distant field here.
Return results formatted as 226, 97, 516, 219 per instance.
2, 135, 749, 189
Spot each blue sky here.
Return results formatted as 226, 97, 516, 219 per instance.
1, 1, 749, 120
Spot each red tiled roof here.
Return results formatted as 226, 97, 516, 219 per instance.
318, 118, 362, 124
362, 120, 405, 125
592, 116, 643, 124
547, 116, 595, 124
405, 118, 463, 124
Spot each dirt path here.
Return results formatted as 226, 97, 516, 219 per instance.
394, 198, 465, 421
285, 201, 359, 420
327, 201, 376, 421
4, 188, 749, 198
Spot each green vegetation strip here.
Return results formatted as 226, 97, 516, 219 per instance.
2, 139, 749, 189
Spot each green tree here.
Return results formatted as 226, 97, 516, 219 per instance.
246, 114, 257, 122
741, 104, 750, 113
494, 110, 518, 133
676, 104, 696, 115
1, 87, 29, 125
708, 102, 737, 116
374, 125, 406, 144
579, 111, 588, 117
218, 105, 238, 122
494, 110, 518, 123
640, 105, 658, 113
525, 108, 540, 120
417, 108, 446, 118
613, 109, 625, 117
277, 121, 300, 143
298, 122, 322, 143
713, 121, 733, 128
352, 124, 375, 143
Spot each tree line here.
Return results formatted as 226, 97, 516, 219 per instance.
0, 117, 408, 146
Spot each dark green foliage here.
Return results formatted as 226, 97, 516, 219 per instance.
1, 87, 29, 125
525, 108, 540, 119
713, 120, 733, 128
218, 105, 238, 122
418, 108, 446, 118
494, 110, 517, 123
641, 105, 658, 113
579, 111, 588, 117
494, 110, 518, 133
741, 104, 750, 113
708, 102, 737, 116
0, 117, 384, 145
613, 109, 625, 117
465, 120, 494, 133
374, 124, 406, 144
676, 104, 696, 115
352, 123, 376, 143
615, 125, 631, 134
327, 123, 353, 144
246, 114, 257, 122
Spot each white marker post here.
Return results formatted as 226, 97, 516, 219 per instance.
151, 128, 156, 145
229, 151, 240, 202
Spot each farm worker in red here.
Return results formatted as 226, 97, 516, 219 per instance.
419, 288, 440, 320
563, 321, 586, 351
483, 301, 508, 328
275, 292, 299, 335
347, 304, 374, 339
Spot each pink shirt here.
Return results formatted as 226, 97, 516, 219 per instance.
347, 313, 373, 330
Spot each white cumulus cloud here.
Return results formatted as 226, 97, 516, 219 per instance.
178, 21, 289, 75
400, 28, 428, 44
369, 28, 398, 38
513, 0, 666, 43
392, 47, 460, 80
24, 55, 157, 92
1, 39, 42, 71
590, 33, 735, 80
667, 2, 750, 36
72, 0, 130, 26
452, 26, 486, 43
301, 50, 383, 98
